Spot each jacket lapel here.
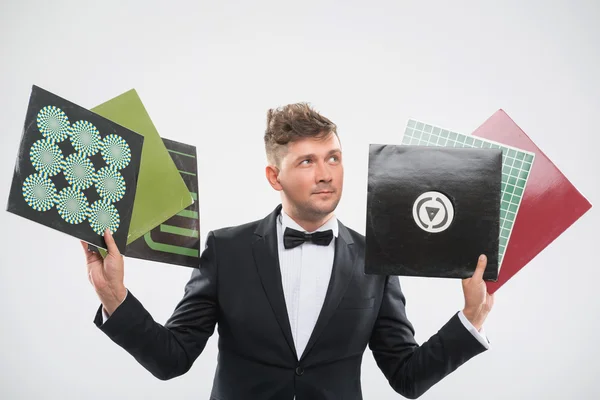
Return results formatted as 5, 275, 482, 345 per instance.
300, 222, 357, 361
251, 204, 298, 360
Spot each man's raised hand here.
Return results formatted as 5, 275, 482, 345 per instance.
81, 229, 127, 316
461, 254, 495, 331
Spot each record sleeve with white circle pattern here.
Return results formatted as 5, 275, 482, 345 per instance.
365, 144, 502, 281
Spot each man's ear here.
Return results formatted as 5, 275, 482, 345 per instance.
265, 164, 283, 191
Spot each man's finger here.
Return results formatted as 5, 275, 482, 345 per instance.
80, 240, 90, 255
80, 240, 92, 262
472, 254, 487, 281
80, 240, 99, 263
104, 229, 121, 256
81, 241, 103, 285
487, 292, 495, 309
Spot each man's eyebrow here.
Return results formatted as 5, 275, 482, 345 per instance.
294, 148, 342, 162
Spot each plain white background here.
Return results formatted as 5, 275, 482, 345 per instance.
1, 1, 598, 399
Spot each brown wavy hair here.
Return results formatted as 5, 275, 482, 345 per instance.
264, 102, 339, 167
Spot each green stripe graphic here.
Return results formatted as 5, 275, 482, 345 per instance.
177, 209, 199, 219
143, 232, 199, 257
168, 149, 196, 158
160, 224, 199, 238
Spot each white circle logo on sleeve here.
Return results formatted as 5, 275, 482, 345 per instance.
412, 191, 454, 233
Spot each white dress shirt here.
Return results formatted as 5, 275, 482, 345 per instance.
103, 211, 491, 355
274, 210, 490, 355
276, 210, 338, 357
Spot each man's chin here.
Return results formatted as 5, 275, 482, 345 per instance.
308, 198, 340, 216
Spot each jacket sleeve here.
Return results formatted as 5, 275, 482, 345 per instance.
368, 275, 487, 399
93, 231, 219, 380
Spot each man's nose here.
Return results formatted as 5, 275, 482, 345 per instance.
315, 161, 332, 182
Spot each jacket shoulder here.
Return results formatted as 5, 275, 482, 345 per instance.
339, 221, 366, 248
209, 218, 262, 242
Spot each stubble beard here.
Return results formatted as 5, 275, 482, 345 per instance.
295, 193, 341, 222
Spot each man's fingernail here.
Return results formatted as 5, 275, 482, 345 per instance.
479, 254, 486, 261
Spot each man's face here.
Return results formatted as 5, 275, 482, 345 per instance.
272, 132, 343, 221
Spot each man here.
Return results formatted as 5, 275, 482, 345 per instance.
83, 103, 494, 399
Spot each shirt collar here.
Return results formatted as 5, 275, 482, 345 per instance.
279, 209, 339, 238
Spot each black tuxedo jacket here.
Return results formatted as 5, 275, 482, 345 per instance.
95, 204, 487, 399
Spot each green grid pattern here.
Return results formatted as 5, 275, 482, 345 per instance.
402, 119, 536, 269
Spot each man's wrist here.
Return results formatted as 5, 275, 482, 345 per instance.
462, 307, 483, 331
102, 287, 127, 316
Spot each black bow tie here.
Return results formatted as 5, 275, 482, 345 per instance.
283, 227, 334, 249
